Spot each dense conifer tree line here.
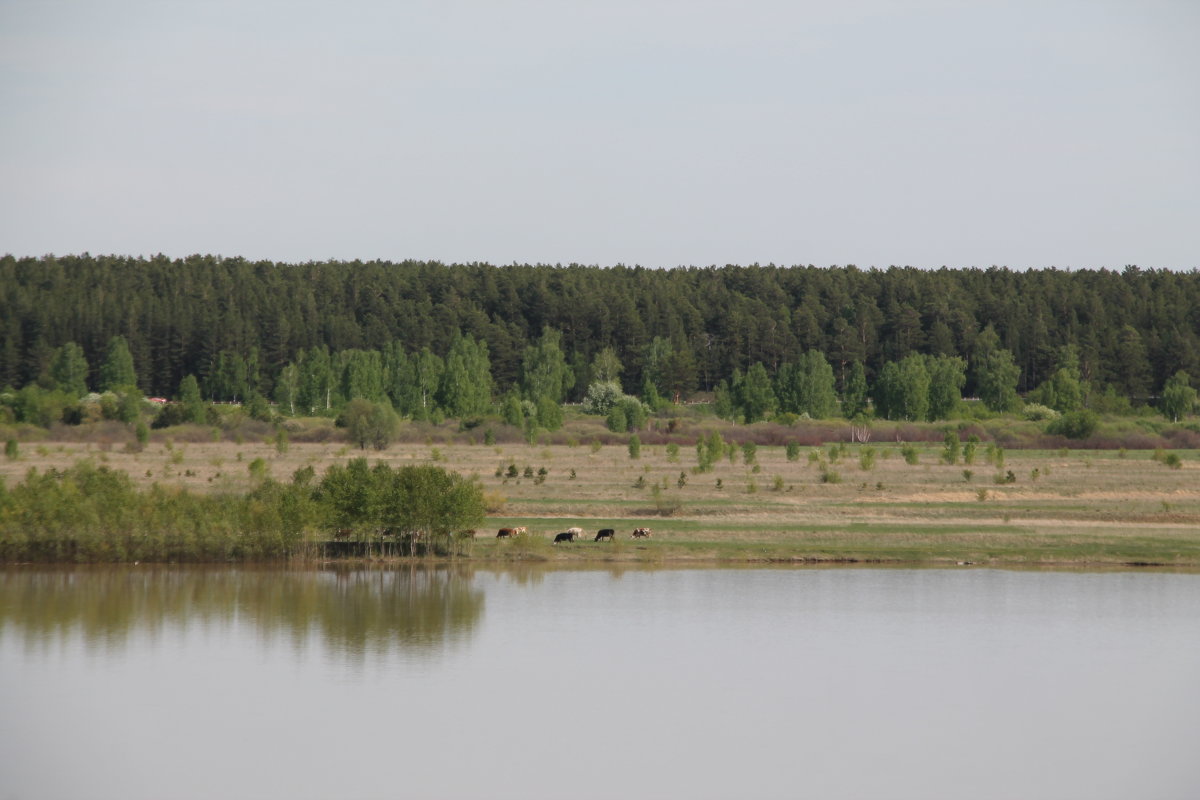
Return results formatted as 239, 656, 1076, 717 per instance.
2, 254, 1198, 408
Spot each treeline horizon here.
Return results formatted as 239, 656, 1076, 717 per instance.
3, 253, 1199, 405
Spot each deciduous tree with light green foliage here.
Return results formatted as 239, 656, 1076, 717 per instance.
521, 327, 572, 406
1160, 371, 1196, 422
733, 363, 776, 423
274, 364, 299, 416
438, 335, 492, 419
50, 342, 89, 396
775, 350, 837, 418
297, 346, 335, 414
927, 355, 966, 420
339, 349, 386, 403
873, 356, 930, 421
98, 336, 137, 392
841, 361, 869, 419
590, 346, 622, 384
974, 328, 1020, 413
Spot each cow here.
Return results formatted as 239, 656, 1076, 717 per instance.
554, 531, 578, 543
631, 527, 652, 539
497, 527, 515, 539
595, 529, 615, 542
566, 526, 583, 537
513, 526, 528, 537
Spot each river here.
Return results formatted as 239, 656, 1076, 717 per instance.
2, 566, 1198, 799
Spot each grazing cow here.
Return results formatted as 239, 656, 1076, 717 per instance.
595, 529, 615, 542
566, 526, 584, 537
554, 531, 578, 543
497, 527, 515, 539
631, 527, 652, 539
513, 526, 528, 536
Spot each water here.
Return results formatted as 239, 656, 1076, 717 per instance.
2, 566, 1198, 800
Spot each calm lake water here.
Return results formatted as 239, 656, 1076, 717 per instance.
2, 566, 1199, 800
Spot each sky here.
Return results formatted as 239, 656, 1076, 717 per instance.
1, 0, 1197, 270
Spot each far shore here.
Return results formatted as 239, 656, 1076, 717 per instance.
4, 436, 1198, 569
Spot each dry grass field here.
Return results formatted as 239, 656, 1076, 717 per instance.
5, 430, 1199, 567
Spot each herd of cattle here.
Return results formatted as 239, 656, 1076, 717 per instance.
495, 526, 653, 543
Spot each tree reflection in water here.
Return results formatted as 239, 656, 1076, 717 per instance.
0, 566, 485, 661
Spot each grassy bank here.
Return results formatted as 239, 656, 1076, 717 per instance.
3, 429, 1199, 567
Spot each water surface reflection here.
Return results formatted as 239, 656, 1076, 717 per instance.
0, 566, 485, 662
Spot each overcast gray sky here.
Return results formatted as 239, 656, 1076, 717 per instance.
1, 0, 1197, 269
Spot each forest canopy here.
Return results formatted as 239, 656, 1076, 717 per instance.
2, 255, 1198, 415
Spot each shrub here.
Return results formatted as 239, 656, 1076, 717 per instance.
666, 442, 680, 462
858, 447, 876, 471
963, 435, 979, 465
338, 399, 398, 450
628, 435, 641, 459
1022, 403, 1060, 422
942, 431, 960, 465
785, 442, 800, 461
4, 439, 17, 460
900, 444, 919, 465
1046, 410, 1099, 440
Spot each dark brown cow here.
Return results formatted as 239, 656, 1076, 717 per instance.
497, 527, 515, 539
553, 531, 578, 543
595, 529, 615, 542
631, 527, 652, 539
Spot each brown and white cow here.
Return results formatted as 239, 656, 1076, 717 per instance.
631, 527, 652, 539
